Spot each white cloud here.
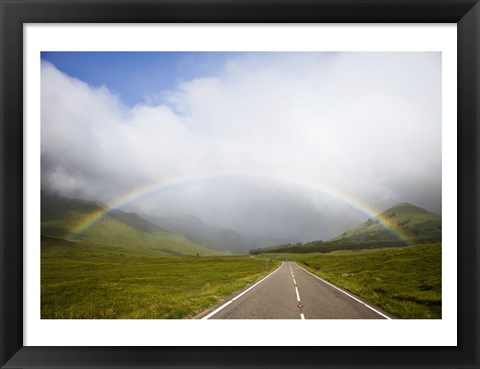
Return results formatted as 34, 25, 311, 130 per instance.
41, 53, 441, 240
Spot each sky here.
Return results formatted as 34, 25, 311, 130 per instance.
41, 52, 237, 106
41, 52, 442, 242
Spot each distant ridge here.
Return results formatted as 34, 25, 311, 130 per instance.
250, 203, 441, 255
147, 214, 253, 254
41, 191, 224, 256
109, 209, 167, 233
328, 202, 441, 244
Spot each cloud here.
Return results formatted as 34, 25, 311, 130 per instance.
41, 53, 442, 241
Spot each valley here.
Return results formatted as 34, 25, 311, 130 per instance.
41, 192, 280, 318
41, 192, 442, 319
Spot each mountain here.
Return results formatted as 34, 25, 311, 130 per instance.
327, 203, 441, 244
109, 209, 167, 233
147, 214, 253, 254
250, 203, 441, 255
41, 192, 224, 256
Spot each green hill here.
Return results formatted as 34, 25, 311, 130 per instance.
327, 203, 442, 243
149, 214, 252, 253
250, 203, 441, 254
328, 203, 441, 244
109, 209, 167, 233
41, 192, 223, 257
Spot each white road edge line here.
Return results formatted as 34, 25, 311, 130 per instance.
202, 262, 285, 320
300, 313, 305, 320
295, 263, 392, 320
293, 278, 296, 285
295, 286, 301, 302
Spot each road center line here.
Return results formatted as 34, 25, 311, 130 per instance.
295, 286, 301, 302
201, 261, 285, 319
289, 263, 306, 319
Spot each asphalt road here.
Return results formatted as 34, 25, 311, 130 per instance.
201, 261, 390, 319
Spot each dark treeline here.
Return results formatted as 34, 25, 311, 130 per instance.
249, 238, 440, 255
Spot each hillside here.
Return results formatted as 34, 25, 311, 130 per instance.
109, 209, 167, 233
147, 214, 253, 253
250, 203, 441, 254
328, 203, 441, 244
41, 192, 223, 256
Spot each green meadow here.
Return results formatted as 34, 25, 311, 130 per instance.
41, 193, 441, 320
259, 243, 442, 319
41, 193, 283, 319
41, 236, 280, 319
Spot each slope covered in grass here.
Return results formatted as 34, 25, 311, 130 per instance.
41, 191, 222, 256
328, 202, 441, 244
250, 203, 441, 254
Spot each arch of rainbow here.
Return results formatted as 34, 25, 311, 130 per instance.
67, 171, 415, 243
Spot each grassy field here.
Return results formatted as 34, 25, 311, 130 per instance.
259, 243, 441, 319
42, 236, 280, 319
41, 193, 283, 319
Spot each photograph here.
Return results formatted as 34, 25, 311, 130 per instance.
40, 51, 442, 320
2, 0, 479, 367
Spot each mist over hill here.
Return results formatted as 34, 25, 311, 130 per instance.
41, 191, 225, 256
329, 203, 441, 244
43, 190, 441, 256
43, 191, 303, 254
250, 203, 441, 254
145, 214, 253, 253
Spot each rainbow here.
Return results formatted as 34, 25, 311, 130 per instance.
67, 171, 415, 243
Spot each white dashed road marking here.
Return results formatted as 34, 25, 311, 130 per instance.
295, 286, 301, 302
289, 263, 305, 319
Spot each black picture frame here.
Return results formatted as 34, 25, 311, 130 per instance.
1, 1, 479, 368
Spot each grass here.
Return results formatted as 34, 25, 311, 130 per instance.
328, 203, 441, 244
41, 193, 279, 319
251, 204, 441, 255
41, 236, 280, 319
41, 191, 228, 257
259, 243, 441, 319
41, 194, 440, 319
42, 208, 224, 257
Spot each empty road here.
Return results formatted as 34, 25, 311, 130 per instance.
200, 261, 391, 319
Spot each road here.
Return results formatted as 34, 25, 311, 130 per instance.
200, 261, 391, 319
